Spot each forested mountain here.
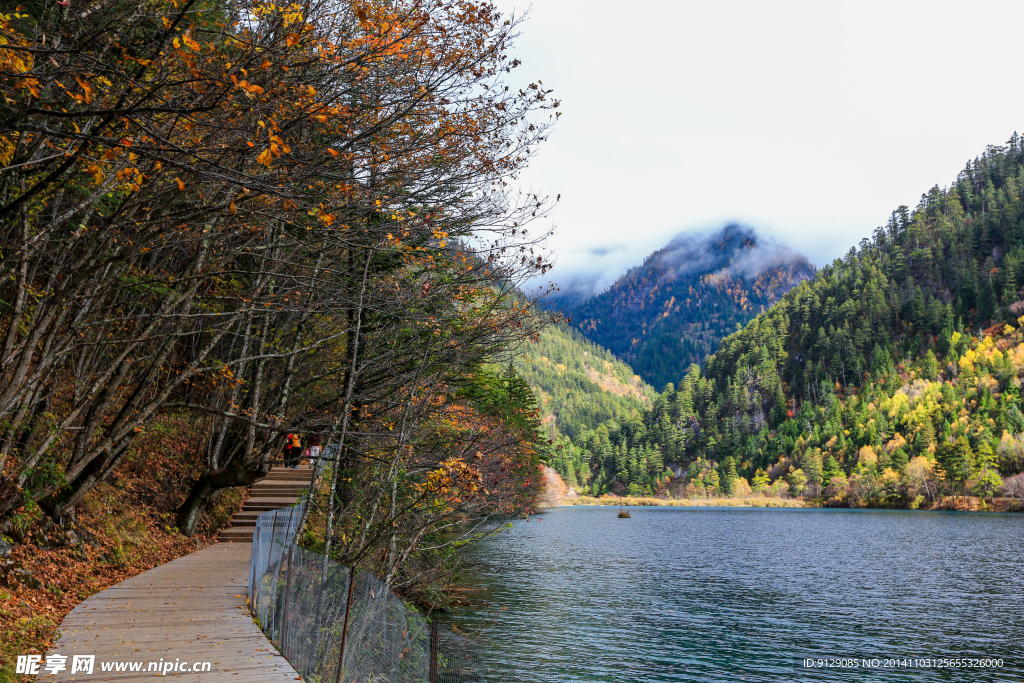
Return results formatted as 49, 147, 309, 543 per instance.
514, 324, 656, 442
546, 226, 815, 390
561, 137, 1024, 506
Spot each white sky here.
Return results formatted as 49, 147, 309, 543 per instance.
498, 0, 1024, 292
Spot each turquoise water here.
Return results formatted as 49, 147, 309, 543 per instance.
449, 506, 1024, 682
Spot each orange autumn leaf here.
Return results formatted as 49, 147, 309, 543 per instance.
175, 177, 185, 190
237, 80, 264, 95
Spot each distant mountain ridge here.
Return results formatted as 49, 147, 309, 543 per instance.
545, 225, 815, 390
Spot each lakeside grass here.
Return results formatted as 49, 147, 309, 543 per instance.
562, 495, 810, 508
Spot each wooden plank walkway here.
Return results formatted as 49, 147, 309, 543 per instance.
42, 466, 315, 681
43, 543, 300, 681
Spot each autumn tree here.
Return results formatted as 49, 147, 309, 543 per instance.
0, 0, 559, 565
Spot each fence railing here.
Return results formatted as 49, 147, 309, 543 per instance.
248, 505, 518, 683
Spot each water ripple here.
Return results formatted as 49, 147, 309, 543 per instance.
449, 506, 1024, 682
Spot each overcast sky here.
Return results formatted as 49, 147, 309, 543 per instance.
496, 0, 1024, 293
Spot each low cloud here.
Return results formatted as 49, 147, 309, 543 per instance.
721, 240, 806, 279
546, 224, 809, 303
587, 245, 626, 257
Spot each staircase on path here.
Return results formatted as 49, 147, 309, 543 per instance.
45, 465, 316, 681
217, 465, 314, 543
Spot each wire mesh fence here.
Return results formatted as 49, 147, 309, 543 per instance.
249, 505, 525, 683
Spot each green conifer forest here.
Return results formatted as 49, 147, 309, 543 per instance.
538, 138, 1024, 508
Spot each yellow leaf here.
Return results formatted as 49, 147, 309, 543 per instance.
182, 34, 200, 51
257, 149, 273, 167
172, 37, 181, 48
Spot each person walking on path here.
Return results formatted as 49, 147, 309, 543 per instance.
285, 433, 301, 468
308, 433, 321, 466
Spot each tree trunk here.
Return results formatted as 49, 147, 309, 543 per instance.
175, 458, 268, 536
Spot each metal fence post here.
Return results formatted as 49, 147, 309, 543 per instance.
430, 619, 439, 683
281, 543, 294, 658
250, 525, 261, 617
335, 567, 357, 683
269, 510, 281, 637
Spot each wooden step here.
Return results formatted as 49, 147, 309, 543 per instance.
231, 511, 264, 521
218, 528, 255, 542
252, 477, 309, 486
247, 495, 304, 504
217, 466, 314, 543
250, 483, 307, 493
242, 500, 302, 512
249, 490, 305, 500
263, 470, 314, 481
249, 491, 305, 501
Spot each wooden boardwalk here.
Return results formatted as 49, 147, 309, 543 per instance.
44, 543, 298, 681
43, 467, 314, 681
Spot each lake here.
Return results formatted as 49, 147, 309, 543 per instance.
448, 505, 1024, 682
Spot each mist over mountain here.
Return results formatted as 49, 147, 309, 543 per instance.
543, 225, 815, 390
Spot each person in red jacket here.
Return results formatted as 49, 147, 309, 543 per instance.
285, 432, 301, 468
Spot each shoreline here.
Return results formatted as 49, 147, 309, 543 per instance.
558, 495, 809, 508
547, 494, 1024, 512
